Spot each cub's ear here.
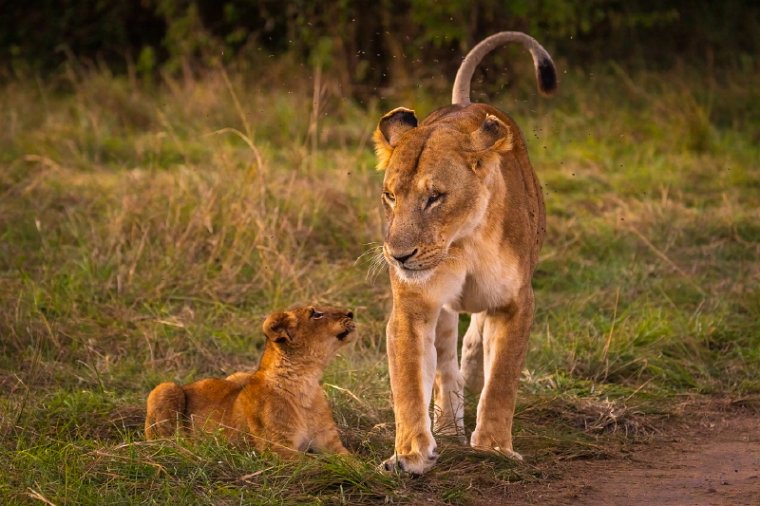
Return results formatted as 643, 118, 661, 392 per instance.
470, 114, 512, 153
373, 107, 418, 170
263, 311, 295, 344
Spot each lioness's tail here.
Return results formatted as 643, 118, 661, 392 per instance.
452, 31, 556, 105
145, 382, 186, 439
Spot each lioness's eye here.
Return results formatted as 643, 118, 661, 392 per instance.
310, 308, 324, 320
383, 191, 396, 208
425, 192, 444, 209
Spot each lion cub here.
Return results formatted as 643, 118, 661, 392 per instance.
144, 306, 355, 456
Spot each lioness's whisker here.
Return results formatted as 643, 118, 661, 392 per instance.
355, 244, 384, 265
365, 250, 388, 282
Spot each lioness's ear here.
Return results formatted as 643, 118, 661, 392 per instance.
373, 107, 418, 170
263, 311, 294, 344
470, 114, 513, 153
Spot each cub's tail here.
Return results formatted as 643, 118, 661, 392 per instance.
452, 31, 556, 105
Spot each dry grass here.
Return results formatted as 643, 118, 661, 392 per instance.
0, 60, 758, 503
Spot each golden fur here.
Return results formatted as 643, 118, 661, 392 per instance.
372, 32, 556, 475
144, 306, 355, 457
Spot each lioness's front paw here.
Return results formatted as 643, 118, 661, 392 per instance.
381, 448, 438, 476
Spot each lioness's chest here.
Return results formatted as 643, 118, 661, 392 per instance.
450, 257, 522, 313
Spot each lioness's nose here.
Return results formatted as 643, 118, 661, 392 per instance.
346, 311, 354, 319
392, 248, 418, 265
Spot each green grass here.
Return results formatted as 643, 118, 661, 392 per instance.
1, 60, 758, 504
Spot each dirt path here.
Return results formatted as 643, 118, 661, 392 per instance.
504, 403, 760, 505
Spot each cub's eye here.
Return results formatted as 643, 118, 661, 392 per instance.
382, 191, 396, 208
310, 308, 324, 320
425, 192, 444, 209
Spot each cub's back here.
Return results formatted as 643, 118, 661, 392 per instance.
182, 378, 243, 433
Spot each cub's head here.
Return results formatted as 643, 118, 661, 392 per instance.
262, 306, 355, 361
373, 107, 513, 283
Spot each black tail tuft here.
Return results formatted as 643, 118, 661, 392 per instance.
537, 58, 557, 95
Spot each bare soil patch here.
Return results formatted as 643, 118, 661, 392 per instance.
500, 399, 760, 506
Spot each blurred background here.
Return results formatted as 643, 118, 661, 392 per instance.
2, 0, 758, 92
0, 2, 758, 504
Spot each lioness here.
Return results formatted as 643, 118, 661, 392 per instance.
373, 32, 556, 474
144, 306, 355, 457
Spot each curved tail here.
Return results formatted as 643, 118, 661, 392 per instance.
452, 31, 557, 105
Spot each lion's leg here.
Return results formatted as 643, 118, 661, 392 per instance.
309, 393, 350, 455
460, 311, 486, 394
382, 304, 439, 475
257, 433, 303, 460
470, 291, 534, 460
145, 382, 186, 439
432, 307, 465, 441
311, 425, 350, 455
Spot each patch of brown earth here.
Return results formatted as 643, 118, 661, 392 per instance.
501, 400, 760, 506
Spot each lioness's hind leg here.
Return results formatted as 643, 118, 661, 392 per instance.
145, 382, 186, 439
460, 312, 485, 394
470, 293, 534, 458
433, 308, 465, 440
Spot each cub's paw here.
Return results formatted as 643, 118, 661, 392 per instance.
380, 448, 438, 476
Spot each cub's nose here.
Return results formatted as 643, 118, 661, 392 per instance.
346, 311, 354, 319
392, 248, 418, 265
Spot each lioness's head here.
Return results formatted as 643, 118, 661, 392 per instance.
373, 107, 513, 283
262, 306, 355, 361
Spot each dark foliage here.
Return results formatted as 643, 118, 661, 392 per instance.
1, 0, 758, 86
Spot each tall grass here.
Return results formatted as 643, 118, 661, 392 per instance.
1, 60, 758, 503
